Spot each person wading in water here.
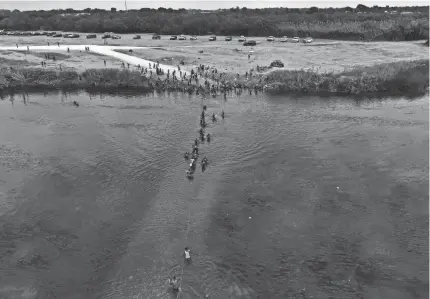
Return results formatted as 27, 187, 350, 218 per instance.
168, 276, 180, 292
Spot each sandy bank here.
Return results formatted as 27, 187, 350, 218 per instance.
0, 45, 190, 76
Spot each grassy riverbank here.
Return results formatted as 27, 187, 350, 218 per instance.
261, 59, 429, 96
0, 59, 428, 97
0, 67, 193, 93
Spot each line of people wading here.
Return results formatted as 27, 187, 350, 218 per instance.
183, 105, 225, 180
168, 105, 223, 298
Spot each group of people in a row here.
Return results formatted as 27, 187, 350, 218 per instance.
184, 105, 225, 179
167, 246, 192, 292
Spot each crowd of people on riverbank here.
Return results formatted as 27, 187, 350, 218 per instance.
8, 44, 267, 96
140, 62, 266, 96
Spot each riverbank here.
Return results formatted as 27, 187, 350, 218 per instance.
1, 59, 428, 97
262, 59, 429, 96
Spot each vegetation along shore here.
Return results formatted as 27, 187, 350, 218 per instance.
1, 58, 428, 97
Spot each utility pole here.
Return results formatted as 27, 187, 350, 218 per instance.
125, 1, 128, 11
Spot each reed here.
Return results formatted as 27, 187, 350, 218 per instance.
262, 59, 429, 95
0, 60, 428, 96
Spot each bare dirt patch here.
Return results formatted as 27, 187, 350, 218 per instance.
0, 34, 427, 75
111, 39, 429, 75
28, 52, 70, 61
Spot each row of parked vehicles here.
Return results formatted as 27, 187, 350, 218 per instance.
162, 34, 312, 43
0, 30, 313, 43
0, 30, 81, 38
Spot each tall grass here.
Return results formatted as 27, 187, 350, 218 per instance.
0, 67, 197, 93
262, 59, 429, 95
0, 68, 152, 91
0, 60, 428, 96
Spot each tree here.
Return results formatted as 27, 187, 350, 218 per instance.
307, 6, 319, 14
111, 7, 117, 13
356, 4, 369, 11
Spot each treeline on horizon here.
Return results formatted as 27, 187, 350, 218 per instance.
0, 4, 428, 41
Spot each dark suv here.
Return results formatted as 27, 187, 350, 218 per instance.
243, 40, 256, 46
170, 35, 177, 40
152, 34, 161, 39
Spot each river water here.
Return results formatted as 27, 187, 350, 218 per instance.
0, 90, 428, 299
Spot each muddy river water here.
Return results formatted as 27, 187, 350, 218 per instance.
0, 90, 428, 299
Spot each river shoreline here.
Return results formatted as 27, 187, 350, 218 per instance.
1, 60, 428, 97
0, 43, 428, 97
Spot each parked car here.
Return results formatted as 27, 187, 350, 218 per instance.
152, 34, 161, 39
267, 36, 275, 41
303, 37, 313, 43
190, 36, 197, 40
238, 35, 246, 42
86, 34, 97, 39
102, 33, 112, 39
225, 36, 232, 41
63, 33, 73, 38
243, 40, 256, 46
270, 60, 284, 68
70, 34, 80, 38
292, 37, 300, 43
170, 35, 178, 40
178, 35, 186, 40
111, 35, 121, 39
53, 33, 63, 37
280, 36, 288, 42
133, 35, 141, 39
209, 35, 216, 41
47, 32, 56, 36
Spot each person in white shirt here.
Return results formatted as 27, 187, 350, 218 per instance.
184, 247, 191, 261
